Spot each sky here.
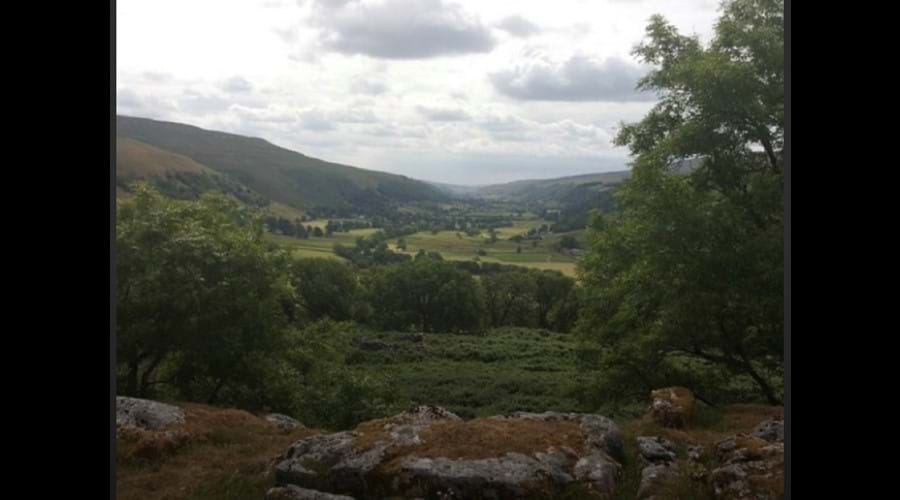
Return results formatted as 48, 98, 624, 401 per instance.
117, 0, 720, 185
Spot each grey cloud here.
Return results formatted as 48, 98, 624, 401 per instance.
300, 109, 337, 131
142, 71, 173, 83
117, 89, 177, 118
496, 16, 541, 38
490, 55, 655, 102
352, 79, 388, 95
312, 0, 496, 59
417, 106, 471, 122
332, 108, 378, 123
220, 76, 254, 93
179, 92, 233, 114
117, 88, 144, 109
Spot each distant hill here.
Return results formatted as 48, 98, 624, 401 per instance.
476, 171, 631, 202
427, 181, 486, 197
116, 115, 447, 214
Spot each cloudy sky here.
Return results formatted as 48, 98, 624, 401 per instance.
117, 0, 720, 185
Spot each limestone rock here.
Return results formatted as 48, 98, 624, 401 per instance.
268, 413, 304, 432
272, 407, 624, 499
648, 387, 695, 428
116, 396, 185, 431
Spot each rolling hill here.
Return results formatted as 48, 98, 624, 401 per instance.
116, 115, 447, 214
475, 171, 630, 202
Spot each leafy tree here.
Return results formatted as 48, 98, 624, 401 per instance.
559, 235, 580, 250
368, 259, 484, 333
313, 226, 324, 237
288, 258, 359, 322
532, 271, 577, 330
482, 271, 538, 328
116, 184, 292, 401
577, 0, 784, 405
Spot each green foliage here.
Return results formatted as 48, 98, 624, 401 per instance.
116, 183, 291, 401
288, 258, 359, 322
117, 186, 399, 428
348, 328, 589, 419
482, 272, 538, 328
367, 259, 485, 333
280, 320, 404, 430
577, 0, 784, 406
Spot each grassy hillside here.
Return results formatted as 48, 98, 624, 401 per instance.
116, 137, 268, 205
117, 115, 447, 213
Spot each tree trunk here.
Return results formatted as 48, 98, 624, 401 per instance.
126, 361, 139, 396
737, 349, 781, 405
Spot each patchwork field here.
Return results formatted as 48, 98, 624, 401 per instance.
266, 219, 581, 276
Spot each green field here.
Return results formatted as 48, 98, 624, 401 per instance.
268, 219, 580, 276
348, 328, 592, 419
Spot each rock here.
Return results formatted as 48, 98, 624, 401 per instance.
356, 339, 388, 351
267, 485, 357, 500
750, 418, 784, 443
268, 413, 304, 432
648, 387, 695, 428
709, 434, 784, 499
273, 407, 624, 499
637, 462, 679, 499
685, 444, 708, 480
116, 396, 185, 431
636, 436, 676, 463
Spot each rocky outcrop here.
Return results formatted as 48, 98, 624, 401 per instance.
709, 418, 784, 500
116, 396, 185, 431
635, 436, 679, 500
272, 406, 624, 499
268, 413, 304, 432
648, 387, 695, 428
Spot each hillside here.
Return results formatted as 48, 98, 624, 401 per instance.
116, 137, 269, 205
476, 171, 631, 201
116, 115, 447, 214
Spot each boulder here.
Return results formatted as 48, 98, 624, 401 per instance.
750, 418, 784, 443
116, 396, 185, 431
648, 387, 695, 428
272, 407, 624, 499
637, 462, 680, 500
636, 436, 676, 464
709, 434, 784, 500
635, 436, 678, 499
268, 413, 304, 432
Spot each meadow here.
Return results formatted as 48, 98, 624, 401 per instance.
266, 218, 581, 276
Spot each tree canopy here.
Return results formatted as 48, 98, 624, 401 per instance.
577, 0, 784, 405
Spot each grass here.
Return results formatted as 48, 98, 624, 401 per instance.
116, 403, 318, 500
348, 328, 591, 419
